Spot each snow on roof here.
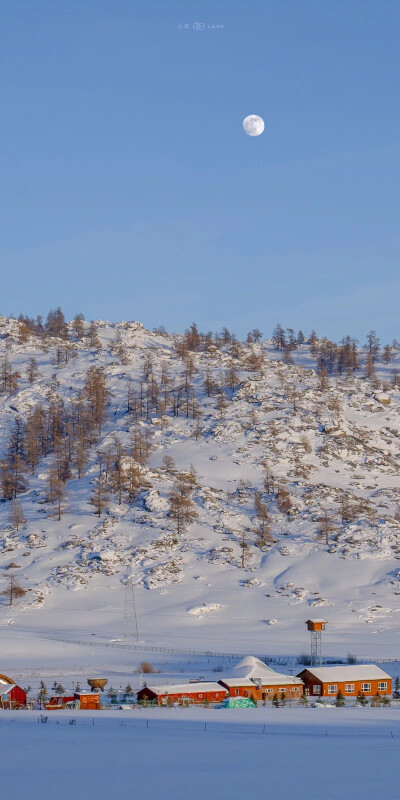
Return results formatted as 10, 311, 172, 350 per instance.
0, 684, 14, 696
299, 665, 392, 682
222, 655, 300, 685
227, 655, 277, 680
306, 619, 328, 623
221, 675, 303, 687
143, 682, 225, 695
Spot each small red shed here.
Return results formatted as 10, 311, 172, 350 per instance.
0, 674, 27, 708
45, 693, 75, 710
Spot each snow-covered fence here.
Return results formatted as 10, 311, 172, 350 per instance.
48, 636, 266, 661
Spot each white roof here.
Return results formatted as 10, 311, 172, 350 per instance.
221, 675, 303, 687
299, 665, 391, 682
143, 682, 225, 695
0, 684, 14, 696
222, 656, 301, 685
226, 655, 277, 680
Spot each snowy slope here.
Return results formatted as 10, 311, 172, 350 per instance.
1, 316, 400, 659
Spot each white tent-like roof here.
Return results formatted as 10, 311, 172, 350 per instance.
222, 656, 302, 686
226, 656, 277, 680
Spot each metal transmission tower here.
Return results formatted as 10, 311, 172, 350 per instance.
123, 571, 139, 642
305, 619, 327, 666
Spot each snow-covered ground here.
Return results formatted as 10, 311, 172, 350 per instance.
1, 315, 400, 664
1, 706, 399, 799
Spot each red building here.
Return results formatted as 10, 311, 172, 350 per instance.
0, 674, 27, 708
45, 691, 100, 710
137, 682, 227, 706
45, 693, 75, 710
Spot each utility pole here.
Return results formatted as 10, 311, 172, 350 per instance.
123, 570, 139, 642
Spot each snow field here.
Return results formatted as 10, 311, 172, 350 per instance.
1, 707, 399, 800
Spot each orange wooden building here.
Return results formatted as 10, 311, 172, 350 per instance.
73, 692, 100, 710
137, 682, 227, 706
219, 677, 303, 701
297, 665, 392, 698
218, 656, 304, 701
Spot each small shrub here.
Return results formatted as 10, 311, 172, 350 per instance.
335, 691, 345, 707
272, 694, 279, 707
357, 692, 367, 707
135, 661, 155, 674
299, 694, 308, 705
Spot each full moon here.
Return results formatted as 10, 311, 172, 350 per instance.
243, 115, 265, 136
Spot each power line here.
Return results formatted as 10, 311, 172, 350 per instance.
123, 568, 139, 642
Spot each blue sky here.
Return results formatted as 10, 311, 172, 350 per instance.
1, 0, 399, 341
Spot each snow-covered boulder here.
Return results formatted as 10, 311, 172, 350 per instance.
374, 393, 391, 405
143, 490, 169, 515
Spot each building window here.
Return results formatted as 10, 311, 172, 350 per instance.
199, 694, 202, 699
345, 684, 354, 693
235, 689, 239, 696
313, 685, 321, 694
328, 685, 338, 695
378, 682, 387, 692
361, 683, 371, 693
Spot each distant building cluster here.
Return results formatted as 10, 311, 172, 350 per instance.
137, 656, 392, 706
0, 656, 393, 711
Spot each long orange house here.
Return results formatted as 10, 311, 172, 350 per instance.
297, 665, 392, 698
219, 675, 303, 700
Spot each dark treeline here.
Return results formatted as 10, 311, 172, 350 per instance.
271, 324, 400, 381
0, 367, 108, 505
16, 307, 100, 349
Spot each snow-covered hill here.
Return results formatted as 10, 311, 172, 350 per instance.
1, 315, 400, 659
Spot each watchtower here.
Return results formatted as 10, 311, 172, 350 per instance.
305, 619, 327, 666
